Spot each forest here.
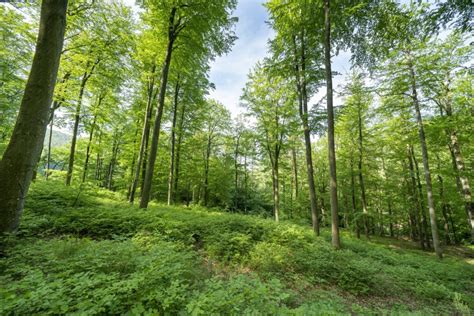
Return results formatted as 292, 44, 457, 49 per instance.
0, 0, 473, 314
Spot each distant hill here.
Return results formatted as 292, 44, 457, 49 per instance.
44, 129, 71, 148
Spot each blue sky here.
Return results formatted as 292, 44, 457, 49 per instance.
207, 0, 352, 117
208, 0, 274, 116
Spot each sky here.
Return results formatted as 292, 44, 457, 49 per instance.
123, 0, 353, 117
207, 0, 352, 117
207, 0, 273, 116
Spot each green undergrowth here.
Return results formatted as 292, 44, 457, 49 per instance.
1, 180, 473, 315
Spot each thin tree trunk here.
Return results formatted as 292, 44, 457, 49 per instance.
106, 135, 119, 190
412, 146, 431, 249
324, 0, 340, 248
291, 146, 298, 200
409, 59, 442, 258
127, 120, 140, 199
350, 156, 360, 238
408, 152, 424, 247
293, 32, 320, 235
82, 94, 104, 183
357, 103, 369, 238
203, 135, 212, 206
450, 131, 474, 242
46, 108, 55, 180
66, 59, 99, 186
167, 78, 180, 205
234, 133, 241, 211
129, 63, 156, 203
0, 0, 67, 233
271, 158, 280, 222
140, 8, 177, 209
174, 103, 186, 200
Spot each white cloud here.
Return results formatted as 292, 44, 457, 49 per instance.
208, 0, 274, 117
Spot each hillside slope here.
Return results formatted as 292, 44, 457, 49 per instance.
1, 181, 473, 315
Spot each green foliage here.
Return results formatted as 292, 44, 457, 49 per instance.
2, 180, 473, 314
187, 275, 291, 315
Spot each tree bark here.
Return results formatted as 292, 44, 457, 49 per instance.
82, 93, 104, 183
234, 133, 241, 211
0, 0, 67, 233
129, 64, 156, 203
46, 108, 55, 180
357, 102, 369, 238
293, 33, 319, 234
140, 7, 177, 208
167, 78, 180, 205
324, 0, 340, 248
449, 131, 474, 242
174, 103, 186, 201
271, 156, 280, 222
408, 59, 442, 258
203, 134, 212, 206
65, 59, 99, 186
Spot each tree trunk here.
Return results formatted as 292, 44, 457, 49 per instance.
450, 131, 474, 242
140, 8, 177, 209
324, 0, 340, 248
409, 60, 442, 258
65, 59, 99, 186
203, 135, 212, 206
271, 157, 280, 222
82, 94, 104, 183
411, 148, 431, 249
167, 78, 180, 205
234, 133, 241, 211
174, 103, 186, 201
294, 31, 320, 235
129, 64, 156, 203
350, 156, 360, 238
46, 108, 55, 180
0, 0, 67, 233
357, 103, 369, 238
106, 135, 119, 190
127, 120, 140, 199
408, 151, 424, 247
291, 146, 298, 200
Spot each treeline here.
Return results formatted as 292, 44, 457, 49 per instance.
0, 1, 472, 258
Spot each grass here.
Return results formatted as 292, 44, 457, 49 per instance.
0, 180, 473, 315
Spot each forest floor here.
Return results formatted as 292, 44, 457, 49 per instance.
1, 180, 473, 315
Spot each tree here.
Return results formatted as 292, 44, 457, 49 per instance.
0, 0, 68, 233
139, 0, 237, 208
242, 62, 297, 222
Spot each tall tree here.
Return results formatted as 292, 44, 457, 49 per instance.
0, 0, 68, 233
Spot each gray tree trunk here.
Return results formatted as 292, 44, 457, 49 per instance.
0, 0, 67, 233
167, 78, 180, 205
324, 0, 340, 248
140, 7, 178, 208
129, 64, 156, 203
409, 60, 442, 258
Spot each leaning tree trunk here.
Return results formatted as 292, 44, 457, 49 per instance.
324, 0, 340, 248
0, 0, 67, 233
408, 59, 442, 258
140, 8, 177, 209
449, 130, 474, 242
167, 78, 180, 205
